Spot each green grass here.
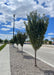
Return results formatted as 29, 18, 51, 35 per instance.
0, 43, 7, 51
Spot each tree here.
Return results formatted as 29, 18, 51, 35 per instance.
49, 41, 52, 44
45, 39, 48, 41
13, 35, 17, 43
0, 39, 3, 43
24, 11, 49, 66
13, 35, 19, 48
10, 39, 14, 44
44, 39, 49, 44
4, 39, 8, 43
17, 32, 27, 51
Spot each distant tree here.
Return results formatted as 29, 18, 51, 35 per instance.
0, 39, 3, 43
24, 11, 49, 66
4, 39, 8, 43
44, 39, 49, 44
13, 35, 17, 43
26, 40, 30, 42
49, 41, 52, 44
17, 32, 27, 51
45, 39, 49, 41
10, 39, 14, 44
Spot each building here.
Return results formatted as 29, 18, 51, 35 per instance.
51, 38, 54, 45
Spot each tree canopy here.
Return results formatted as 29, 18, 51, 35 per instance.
24, 11, 49, 50
17, 32, 27, 47
13, 35, 19, 45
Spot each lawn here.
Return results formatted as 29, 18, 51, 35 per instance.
0, 43, 7, 51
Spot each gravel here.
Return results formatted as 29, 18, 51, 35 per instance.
10, 45, 54, 75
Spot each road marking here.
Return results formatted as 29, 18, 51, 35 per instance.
23, 49, 54, 68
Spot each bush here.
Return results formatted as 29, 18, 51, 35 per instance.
0, 39, 3, 43
0, 43, 7, 51
49, 41, 52, 44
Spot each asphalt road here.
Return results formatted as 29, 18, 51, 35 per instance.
0, 44, 3, 46
21, 44, 54, 67
15, 44, 54, 67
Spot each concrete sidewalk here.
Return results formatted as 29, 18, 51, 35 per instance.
0, 44, 3, 46
0, 44, 11, 75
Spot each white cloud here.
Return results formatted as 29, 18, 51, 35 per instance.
14, 19, 26, 29
1, 0, 54, 40
48, 33, 54, 35
2, 25, 13, 28
1, 28, 10, 31
2, 19, 26, 29
0, 34, 13, 40
9, 32, 17, 34
0, 0, 36, 22
45, 36, 52, 40
0, 0, 36, 16
38, 0, 54, 17
0, 0, 6, 3
0, 0, 54, 23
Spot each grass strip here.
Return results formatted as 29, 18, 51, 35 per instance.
0, 43, 7, 51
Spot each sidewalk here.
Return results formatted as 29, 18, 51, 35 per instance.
10, 45, 54, 75
0, 44, 3, 46
0, 44, 11, 75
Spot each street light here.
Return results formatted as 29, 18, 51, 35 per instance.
13, 14, 15, 40
13, 14, 15, 46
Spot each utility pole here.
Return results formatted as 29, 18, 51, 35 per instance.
13, 14, 15, 45
13, 14, 15, 40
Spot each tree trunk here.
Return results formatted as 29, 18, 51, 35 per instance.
22, 46, 23, 51
35, 50, 37, 67
17, 46, 18, 50
17, 45, 18, 50
22, 46, 23, 55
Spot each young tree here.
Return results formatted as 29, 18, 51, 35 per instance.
24, 11, 49, 66
13, 35, 17, 43
17, 32, 27, 51
14, 35, 19, 48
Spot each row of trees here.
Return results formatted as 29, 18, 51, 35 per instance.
10, 11, 49, 67
10, 32, 27, 51
0, 39, 9, 43
44, 39, 52, 44
26, 39, 52, 44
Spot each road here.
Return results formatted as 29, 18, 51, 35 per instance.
14, 44, 54, 67
22, 44, 54, 67
0, 44, 3, 46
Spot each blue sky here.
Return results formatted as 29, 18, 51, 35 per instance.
0, 0, 54, 40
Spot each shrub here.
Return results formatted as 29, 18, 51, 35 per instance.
49, 41, 52, 44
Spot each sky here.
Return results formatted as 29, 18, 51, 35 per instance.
0, 0, 54, 40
